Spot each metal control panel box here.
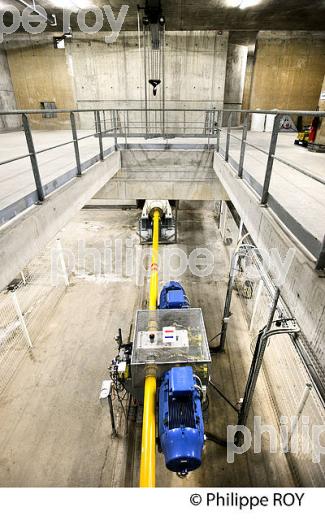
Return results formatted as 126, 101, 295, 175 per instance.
137, 329, 189, 349
131, 308, 211, 388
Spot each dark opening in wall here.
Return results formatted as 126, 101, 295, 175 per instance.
40, 101, 57, 118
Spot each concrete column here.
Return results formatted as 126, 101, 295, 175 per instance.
223, 44, 248, 126
314, 74, 325, 149
241, 54, 254, 112
0, 49, 19, 130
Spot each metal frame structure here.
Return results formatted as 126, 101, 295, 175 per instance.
0, 107, 324, 268
235, 288, 301, 445
219, 228, 325, 409
219, 240, 255, 351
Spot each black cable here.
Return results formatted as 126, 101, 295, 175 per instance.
205, 431, 227, 448
116, 388, 129, 434
209, 345, 222, 354
209, 378, 239, 413
202, 393, 209, 412
111, 375, 128, 434
209, 331, 222, 344
209, 331, 223, 353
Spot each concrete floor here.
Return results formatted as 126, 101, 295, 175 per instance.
0, 203, 294, 486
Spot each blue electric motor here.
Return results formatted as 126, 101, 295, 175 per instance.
158, 366, 204, 475
159, 281, 190, 309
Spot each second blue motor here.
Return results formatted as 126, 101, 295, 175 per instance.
159, 281, 190, 309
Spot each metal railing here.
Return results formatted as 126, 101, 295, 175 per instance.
213, 108, 325, 270
0, 107, 324, 268
0, 108, 119, 225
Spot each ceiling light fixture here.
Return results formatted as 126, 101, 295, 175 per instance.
49, 0, 96, 10
239, 0, 262, 9
225, 0, 263, 8
225, 1, 241, 7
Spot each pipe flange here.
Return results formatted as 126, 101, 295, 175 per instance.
144, 363, 157, 378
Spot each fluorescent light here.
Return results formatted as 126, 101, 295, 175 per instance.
72, 0, 96, 8
48, 0, 96, 9
223, 0, 263, 7
239, 0, 262, 9
224, 1, 241, 6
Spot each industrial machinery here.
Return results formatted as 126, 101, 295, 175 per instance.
158, 366, 205, 475
139, 200, 176, 244
105, 201, 211, 486
139, 0, 165, 97
294, 127, 310, 148
137, 1, 166, 135
102, 210, 306, 485
159, 280, 190, 309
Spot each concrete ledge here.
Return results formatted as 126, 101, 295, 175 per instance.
0, 151, 121, 291
96, 149, 228, 201
213, 152, 325, 372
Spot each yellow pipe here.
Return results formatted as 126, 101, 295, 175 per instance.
140, 208, 160, 487
139, 373, 157, 487
149, 209, 160, 311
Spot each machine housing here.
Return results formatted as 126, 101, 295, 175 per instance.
159, 281, 190, 309
158, 366, 204, 474
139, 200, 176, 244
130, 308, 211, 394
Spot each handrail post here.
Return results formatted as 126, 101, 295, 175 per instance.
238, 113, 248, 178
209, 108, 216, 150
225, 111, 232, 162
95, 110, 104, 160
103, 109, 107, 133
113, 109, 118, 150
124, 110, 128, 149
126, 110, 129, 148
261, 113, 281, 205
22, 113, 44, 201
70, 111, 81, 176
216, 110, 221, 153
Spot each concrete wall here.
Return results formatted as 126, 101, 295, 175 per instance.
95, 149, 228, 201
6, 44, 76, 129
249, 32, 325, 111
5, 31, 228, 129
0, 49, 19, 130
71, 31, 228, 109
223, 43, 248, 126
70, 31, 228, 129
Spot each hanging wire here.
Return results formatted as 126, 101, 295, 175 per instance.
141, 18, 166, 136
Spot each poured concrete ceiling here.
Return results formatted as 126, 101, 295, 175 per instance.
2, 0, 325, 33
